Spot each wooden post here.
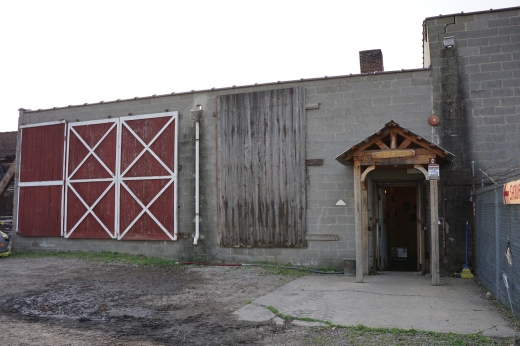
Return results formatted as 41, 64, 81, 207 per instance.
430, 179, 440, 285
372, 182, 378, 272
390, 132, 397, 149
354, 161, 363, 283
0, 163, 16, 198
415, 167, 427, 276
362, 182, 369, 275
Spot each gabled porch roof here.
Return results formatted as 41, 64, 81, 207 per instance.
335, 120, 454, 166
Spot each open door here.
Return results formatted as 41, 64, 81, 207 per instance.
377, 187, 387, 270
375, 183, 424, 272
385, 185, 418, 271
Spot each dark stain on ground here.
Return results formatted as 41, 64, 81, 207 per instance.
0, 262, 287, 345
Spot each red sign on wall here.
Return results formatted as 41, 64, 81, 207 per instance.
503, 179, 520, 204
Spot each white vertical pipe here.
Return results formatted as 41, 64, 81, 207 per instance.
194, 120, 200, 245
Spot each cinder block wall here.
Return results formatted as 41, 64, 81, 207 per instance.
14, 70, 433, 269
425, 7, 520, 269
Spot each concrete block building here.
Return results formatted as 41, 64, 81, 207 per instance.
12, 6, 520, 296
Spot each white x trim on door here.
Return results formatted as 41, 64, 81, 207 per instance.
64, 112, 178, 240
118, 114, 177, 240
65, 119, 119, 238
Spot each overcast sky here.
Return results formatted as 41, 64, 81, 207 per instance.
1, 0, 518, 131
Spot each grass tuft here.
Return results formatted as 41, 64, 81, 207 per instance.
265, 308, 507, 345
10, 251, 179, 267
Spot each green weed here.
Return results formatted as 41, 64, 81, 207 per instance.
11, 251, 179, 267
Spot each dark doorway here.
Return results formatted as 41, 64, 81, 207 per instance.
383, 185, 418, 271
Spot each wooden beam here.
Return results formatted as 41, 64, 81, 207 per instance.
360, 165, 375, 182
0, 162, 16, 199
375, 140, 389, 150
359, 148, 431, 157
306, 234, 339, 241
430, 179, 440, 285
398, 138, 412, 149
392, 127, 450, 159
342, 125, 453, 164
413, 164, 429, 179
353, 160, 363, 283
343, 128, 394, 161
305, 159, 323, 166
355, 149, 435, 166
390, 132, 397, 149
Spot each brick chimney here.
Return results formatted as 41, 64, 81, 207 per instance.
359, 49, 384, 73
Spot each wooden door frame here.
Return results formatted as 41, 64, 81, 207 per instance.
356, 166, 440, 285
371, 181, 424, 272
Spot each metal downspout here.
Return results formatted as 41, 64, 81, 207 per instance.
194, 120, 200, 245
191, 106, 202, 245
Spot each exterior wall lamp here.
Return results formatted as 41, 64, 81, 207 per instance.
443, 36, 455, 49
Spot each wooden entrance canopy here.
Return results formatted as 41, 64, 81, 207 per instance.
335, 121, 454, 285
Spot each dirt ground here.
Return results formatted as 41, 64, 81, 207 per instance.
0, 256, 515, 346
0, 256, 314, 345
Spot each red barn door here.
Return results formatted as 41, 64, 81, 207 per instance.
65, 119, 118, 239
18, 112, 178, 241
17, 121, 66, 236
118, 114, 177, 240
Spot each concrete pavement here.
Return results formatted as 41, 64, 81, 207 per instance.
234, 272, 517, 337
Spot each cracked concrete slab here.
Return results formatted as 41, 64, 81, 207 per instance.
234, 272, 517, 337
273, 317, 285, 325
233, 303, 276, 322
292, 320, 328, 327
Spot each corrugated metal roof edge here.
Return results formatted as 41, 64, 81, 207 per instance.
20, 67, 429, 114
424, 6, 520, 20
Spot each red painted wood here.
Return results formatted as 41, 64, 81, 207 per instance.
20, 124, 65, 182
65, 121, 117, 239
120, 116, 175, 241
119, 179, 173, 240
17, 186, 62, 236
121, 118, 174, 176
66, 181, 115, 239
149, 119, 175, 171
18, 123, 65, 237
68, 123, 117, 180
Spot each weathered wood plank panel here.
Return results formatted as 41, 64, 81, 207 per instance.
217, 88, 306, 247
20, 124, 65, 182
18, 122, 66, 237
354, 160, 363, 282
0, 162, 15, 198
18, 185, 63, 236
